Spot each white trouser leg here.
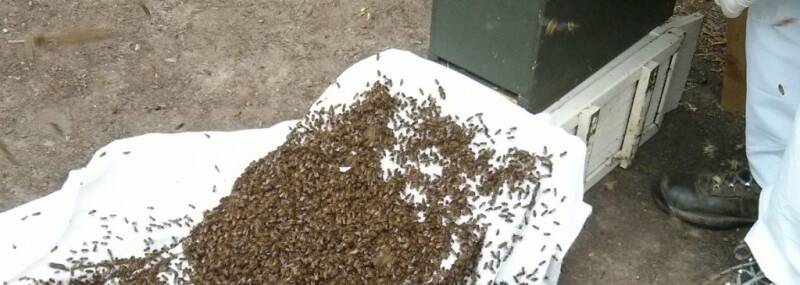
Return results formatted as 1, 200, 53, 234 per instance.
744, 0, 800, 189
743, 0, 800, 283
745, 106, 800, 284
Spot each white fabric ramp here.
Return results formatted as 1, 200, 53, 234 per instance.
0, 49, 591, 284
0, 122, 297, 282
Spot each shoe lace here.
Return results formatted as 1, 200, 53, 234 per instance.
705, 244, 773, 285
732, 170, 756, 189
699, 170, 758, 195
706, 258, 773, 285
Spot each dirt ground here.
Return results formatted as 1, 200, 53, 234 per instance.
0, 0, 430, 209
1, 1, 747, 284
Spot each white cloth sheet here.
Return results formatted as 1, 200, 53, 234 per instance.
0, 49, 591, 284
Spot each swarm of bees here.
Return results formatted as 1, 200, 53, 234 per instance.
13, 80, 562, 284
184, 82, 557, 284
13, 207, 196, 284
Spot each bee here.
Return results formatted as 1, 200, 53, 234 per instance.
32, 28, 111, 48
48, 263, 68, 271
139, 2, 151, 18
545, 19, 579, 35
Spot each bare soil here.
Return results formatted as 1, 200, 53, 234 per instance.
0, 0, 429, 210
1, 1, 746, 284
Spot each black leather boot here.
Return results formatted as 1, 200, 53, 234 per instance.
652, 169, 760, 230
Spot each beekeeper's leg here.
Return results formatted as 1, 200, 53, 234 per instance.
744, 106, 800, 284
743, 0, 800, 190
743, 1, 800, 282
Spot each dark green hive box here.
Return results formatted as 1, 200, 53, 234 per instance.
429, 0, 676, 113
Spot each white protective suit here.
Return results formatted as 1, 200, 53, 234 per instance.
731, 0, 800, 283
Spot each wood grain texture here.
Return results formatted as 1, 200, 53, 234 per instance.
722, 11, 748, 112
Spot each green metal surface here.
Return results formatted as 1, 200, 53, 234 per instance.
430, 0, 676, 113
